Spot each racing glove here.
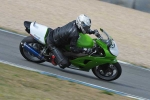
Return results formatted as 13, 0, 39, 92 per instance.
89, 29, 99, 34
93, 29, 101, 38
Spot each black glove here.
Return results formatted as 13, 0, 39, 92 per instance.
83, 48, 93, 54
89, 29, 95, 34
94, 29, 101, 38
89, 29, 99, 35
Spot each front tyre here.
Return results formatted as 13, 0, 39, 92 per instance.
92, 62, 122, 81
19, 36, 45, 63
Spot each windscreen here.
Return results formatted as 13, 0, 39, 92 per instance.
99, 29, 112, 46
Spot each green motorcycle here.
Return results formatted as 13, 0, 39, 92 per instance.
20, 21, 122, 81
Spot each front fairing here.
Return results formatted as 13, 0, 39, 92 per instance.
70, 38, 118, 71
95, 39, 118, 58
95, 29, 119, 57
70, 29, 119, 71
70, 55, 117, 71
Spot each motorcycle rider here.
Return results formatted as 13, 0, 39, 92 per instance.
46, 14, 98, 69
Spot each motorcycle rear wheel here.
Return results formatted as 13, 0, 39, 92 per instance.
19, 36, 45, 63
92, 62, 122, 81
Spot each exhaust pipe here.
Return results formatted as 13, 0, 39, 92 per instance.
23, 43, 45, 60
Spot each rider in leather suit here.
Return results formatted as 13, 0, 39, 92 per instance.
46, 14, 98, 69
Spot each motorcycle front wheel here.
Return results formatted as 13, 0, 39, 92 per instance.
92, 62, 122, 81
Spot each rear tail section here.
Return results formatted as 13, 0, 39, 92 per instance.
24, 21, 49, 45
24, 21, 31, 33
30, 22, 48, 44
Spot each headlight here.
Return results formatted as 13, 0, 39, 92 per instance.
109, 41, 119, 56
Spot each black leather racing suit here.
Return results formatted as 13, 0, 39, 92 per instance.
46, 20, 94, 68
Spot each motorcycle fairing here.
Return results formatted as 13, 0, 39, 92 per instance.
70, 54, 117, 71
70, 39, 117, 71
30, 22, 48, 44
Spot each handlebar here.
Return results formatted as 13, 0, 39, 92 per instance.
94, 31, 102, 40
94, 32, 101, 38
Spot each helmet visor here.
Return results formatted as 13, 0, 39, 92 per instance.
81, 22, 90, 33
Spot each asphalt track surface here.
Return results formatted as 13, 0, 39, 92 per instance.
0, 30, 150, 99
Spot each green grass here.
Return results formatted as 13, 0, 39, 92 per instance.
0, 62, 133, 100
101, 90, 114, 96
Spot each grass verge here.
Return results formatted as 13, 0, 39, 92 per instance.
0, 62, 133, 100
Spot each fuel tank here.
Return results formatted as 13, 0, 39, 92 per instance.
77, 33, 94, 48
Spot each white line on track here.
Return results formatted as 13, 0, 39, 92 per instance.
0, 29, 26, 37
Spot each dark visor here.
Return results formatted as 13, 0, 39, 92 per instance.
81, 22, 90, 32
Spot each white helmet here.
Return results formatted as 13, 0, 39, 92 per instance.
76, 14, 91, 34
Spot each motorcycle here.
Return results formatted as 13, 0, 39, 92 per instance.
19, 21, 122, 81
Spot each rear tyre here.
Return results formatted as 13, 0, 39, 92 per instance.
92, 62, 122, 81
19, 36, 45, 63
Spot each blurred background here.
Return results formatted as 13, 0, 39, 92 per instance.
1, 0, 150, 67
100, 0, 150, 13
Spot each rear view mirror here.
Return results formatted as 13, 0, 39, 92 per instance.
100, 28, 103, 32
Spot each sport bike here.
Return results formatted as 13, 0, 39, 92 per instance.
19, 21, 122, 81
